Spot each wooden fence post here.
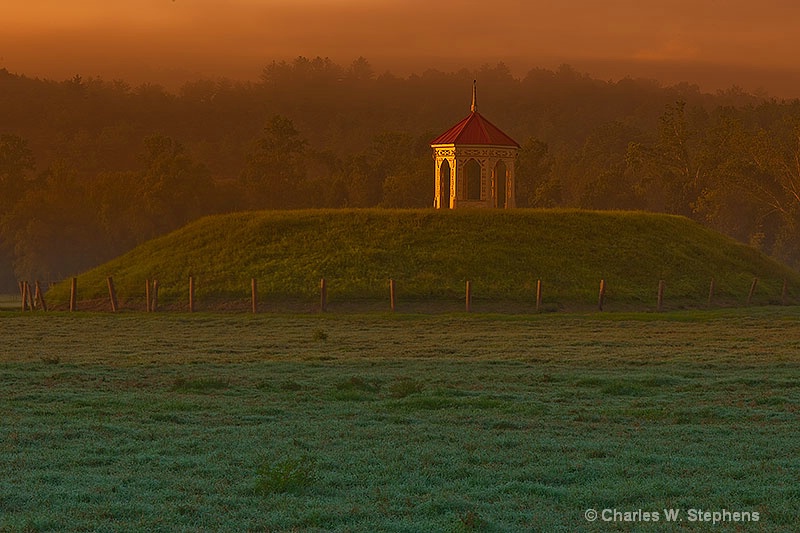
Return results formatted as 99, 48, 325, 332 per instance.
657, 279, 665, 312
188, 276, 195, 313
69, 277, 77, 312
20, 281, 28, 312
320, 278, 327, 313
151, 279, 159, 312
145, 279, 151, 312
708, 277, 715, 307
19, 281, 28, 311
389, 279, 396, 312
35, 281, 47, 311
107, 277, 118, 312
465, 280, 472, 313
747, 277, 758, 305
598, 279, 606, 311
251, 278, 258, 314
27, 281, 34, 311
536, 279, 543, 313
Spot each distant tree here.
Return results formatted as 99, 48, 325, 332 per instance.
0, 134, 36, 287
261, 56, 344, 91
743, 116, 800, 263
625, 101, 707, 215
92, 169, 144, 256
515, 137, 556, 207
692, 109, 767, 245
381, 170, 431, 208
2, 159, 100, 280
347, 56, 374, 83
241, 116, 309, 209
338, 155, 376, 208
569, 121, 646, 210
136, 135, 213, 233
0, 134, 35, 210
370, 131, 431, 207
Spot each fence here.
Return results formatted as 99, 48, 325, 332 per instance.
10, 275, 796, 314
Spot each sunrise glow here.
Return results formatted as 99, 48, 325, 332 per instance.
2, 0, 799, 95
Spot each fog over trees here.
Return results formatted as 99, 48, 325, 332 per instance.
1, 57, 799, 290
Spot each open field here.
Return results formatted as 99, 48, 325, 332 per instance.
0, 294, 18, 311
2, 309, 800, 531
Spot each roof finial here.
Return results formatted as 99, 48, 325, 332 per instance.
471, 79, 477, 113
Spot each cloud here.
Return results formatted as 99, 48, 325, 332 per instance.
2, 0, 800, 96
633, 39, 701, 62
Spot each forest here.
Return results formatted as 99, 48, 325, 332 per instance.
1, 57, 799, 291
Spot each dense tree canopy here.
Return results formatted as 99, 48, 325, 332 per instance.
0, 59, 799, 289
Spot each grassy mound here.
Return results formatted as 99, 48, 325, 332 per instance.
47, 209, 800, 308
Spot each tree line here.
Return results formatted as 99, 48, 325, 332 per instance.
1, 58, 799, 290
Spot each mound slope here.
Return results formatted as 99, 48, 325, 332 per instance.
48, 209, 799, 309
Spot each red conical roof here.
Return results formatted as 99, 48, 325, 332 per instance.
430, 110, 520, 148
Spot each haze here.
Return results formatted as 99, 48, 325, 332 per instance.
3, 0, 800, 96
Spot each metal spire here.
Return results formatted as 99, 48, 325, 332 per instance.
471, 79, 477, 113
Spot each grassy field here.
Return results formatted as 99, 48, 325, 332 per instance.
2, 309, 799, 531
0, 294, 18, 311
44, 209, 800, 310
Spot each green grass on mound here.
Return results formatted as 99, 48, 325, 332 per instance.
46, 209, 800, 309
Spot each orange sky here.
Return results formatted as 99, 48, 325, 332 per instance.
3, 0, 800, 96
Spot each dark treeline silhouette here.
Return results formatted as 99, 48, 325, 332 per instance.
1, 57, 799, 290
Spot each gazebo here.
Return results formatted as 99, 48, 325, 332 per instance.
430, 81, 520, 209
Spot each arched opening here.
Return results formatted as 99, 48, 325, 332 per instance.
494, 160, 507, 208
465, 159, 481, 201
439, 160, 451, 209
